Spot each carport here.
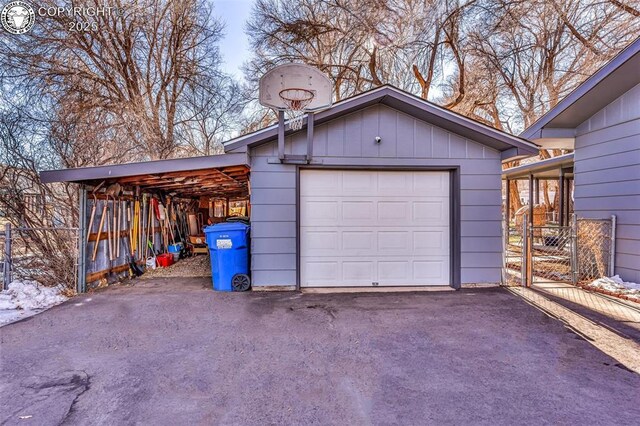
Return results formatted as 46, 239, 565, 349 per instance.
40, 153, 250, 292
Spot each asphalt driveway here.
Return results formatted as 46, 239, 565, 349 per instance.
1, 278, 639, 425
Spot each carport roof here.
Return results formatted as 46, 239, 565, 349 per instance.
224, 85, 539, 160
502, 153, 574, 180
41, 152, 248, 184
40, 152, 250, 198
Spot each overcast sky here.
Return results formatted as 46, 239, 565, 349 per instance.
214, 0, 254, 79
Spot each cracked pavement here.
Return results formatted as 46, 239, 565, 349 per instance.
1, 277, 639, 424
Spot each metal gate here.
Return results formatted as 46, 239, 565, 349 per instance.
528, 223, 573, 284
503, 215, 616, 287
503, 220, 527, 286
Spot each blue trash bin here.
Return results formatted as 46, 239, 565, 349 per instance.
204, 222, 250, 291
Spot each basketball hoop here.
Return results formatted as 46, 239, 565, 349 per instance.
279, 88, 315, 130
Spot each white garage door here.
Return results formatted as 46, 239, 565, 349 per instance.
300, 170, 450, 287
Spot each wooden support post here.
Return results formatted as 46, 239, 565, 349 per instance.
528, 174, 534, 228
571, 214, 578, 284
610, 215, 617, 277
522, 214, 530, 287
533, 178, 540, 205
505, 178, 511, 225
3, 222, 11, 290
565, 176, 571, 225
77, 186, 87, 293
558, 168, 565, 226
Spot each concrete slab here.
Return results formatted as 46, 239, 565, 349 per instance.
1, 278, 638, 425
301, 286, 455, 294
532, 282, 640, 342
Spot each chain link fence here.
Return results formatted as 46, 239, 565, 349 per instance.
2, 224, 79, 291
0, 231, 5, 287
529, 224, 573, 283
503, 215, 616, 287
503, 223, 526, 287
576, 218, 614, 282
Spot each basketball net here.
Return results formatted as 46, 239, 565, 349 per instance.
279, 88, 314, 130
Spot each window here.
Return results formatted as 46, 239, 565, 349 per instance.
228, 200, 248, 217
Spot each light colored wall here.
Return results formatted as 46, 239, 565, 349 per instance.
574, 82, 640, 283
249, 104, 504, 287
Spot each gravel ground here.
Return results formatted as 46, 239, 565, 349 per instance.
141, 254, 211, 279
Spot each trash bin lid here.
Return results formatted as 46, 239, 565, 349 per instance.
204, 222, 249, 233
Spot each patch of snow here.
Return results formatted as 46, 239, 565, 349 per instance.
0, 280, 68, 326
586, 275, 640, 301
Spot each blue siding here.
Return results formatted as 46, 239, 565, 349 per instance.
250, 104, 504, 287
574, 82, 640, 283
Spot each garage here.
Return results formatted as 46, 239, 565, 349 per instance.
224, 85, 538, 290
300, 169, 450, 287
42, 85, 538, 292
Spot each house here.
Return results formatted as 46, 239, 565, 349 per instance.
519, 37, 640, 283
41, 85, 538, 292
0, 164, 49, 226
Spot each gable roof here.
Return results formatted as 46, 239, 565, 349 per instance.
225, 85, 538, 159
521, 37, 640, 140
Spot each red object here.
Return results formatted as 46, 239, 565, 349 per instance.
156, 253, 174, 268
152, 198, 160, 220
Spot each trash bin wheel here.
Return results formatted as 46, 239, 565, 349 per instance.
231, 274, 251, 292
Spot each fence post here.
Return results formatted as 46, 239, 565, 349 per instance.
77, 186, 87, 294
527, 215, 534, 287
501, 219, 507, 285
571, 214, 578, 285
609, 215, 616, 277
521, 214, 528, 287
3, 223, 11, 290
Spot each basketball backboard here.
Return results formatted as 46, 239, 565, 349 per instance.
258, 63, 333, 112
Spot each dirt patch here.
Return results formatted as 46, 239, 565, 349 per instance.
140, 255, 211, 279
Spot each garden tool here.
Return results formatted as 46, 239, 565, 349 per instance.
85, 181, 105, 246
116, 195, 122, 258
105, 196, 113, 261
104, 183, 121, 259
127, 202, 133, 253
91, 197, 108, 261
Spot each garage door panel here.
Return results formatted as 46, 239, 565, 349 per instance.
342, 261, 376, 281
342, 201, 375, 222
300, 170, 450, 287
378, 261, 410, 281
342, 231, 375, 252
377, 172, 413, 196
377, 201, 409, 222
300, 200, 338, 224
377, 231, 410, 252
300, 170, 342, 195
412, 201, 447, 225
414, 260, 448, 281
302, 261, 339, 284
414, 231, 449, 253
342, 171, 377, 196
302, 230, 339, 253
414, 172, 448, 195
